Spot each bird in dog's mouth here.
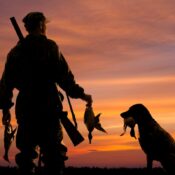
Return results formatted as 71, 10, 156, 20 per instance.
120, 114, 136, 139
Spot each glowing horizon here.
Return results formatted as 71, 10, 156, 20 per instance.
1, 0, 175, 168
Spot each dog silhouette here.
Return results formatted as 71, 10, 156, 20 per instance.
120, 104, 175, 174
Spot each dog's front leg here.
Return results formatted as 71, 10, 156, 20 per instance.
146, 155, 153, 174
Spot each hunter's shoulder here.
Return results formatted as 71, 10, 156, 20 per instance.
47, 38, 59, 49
8, 41, 23, 57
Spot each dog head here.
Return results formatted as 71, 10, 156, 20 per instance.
120, 104, 152, 138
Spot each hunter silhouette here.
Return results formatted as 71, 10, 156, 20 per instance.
0, 12, 92, 175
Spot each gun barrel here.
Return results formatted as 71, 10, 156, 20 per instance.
10, 17, 24, 41
66, 92, 77, 128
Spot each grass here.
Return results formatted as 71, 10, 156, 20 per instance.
65, 167, 167, 175
0, 166, 167, 175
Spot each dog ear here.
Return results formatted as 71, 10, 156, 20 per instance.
120, 123, 127, 136
130, 127, 136, 139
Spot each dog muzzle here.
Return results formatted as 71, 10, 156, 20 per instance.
120, 117, 136, 138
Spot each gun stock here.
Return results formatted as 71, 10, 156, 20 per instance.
60, 112, 84, 146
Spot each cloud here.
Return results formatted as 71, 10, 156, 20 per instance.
1, 0, 175, 168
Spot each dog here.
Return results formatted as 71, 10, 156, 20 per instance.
120, 104, 175, 174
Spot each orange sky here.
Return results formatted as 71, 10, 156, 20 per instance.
1, 0, 175, 168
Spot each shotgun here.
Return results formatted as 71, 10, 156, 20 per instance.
10, 16, 84, 146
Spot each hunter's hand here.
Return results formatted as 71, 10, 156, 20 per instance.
82, 94, 93, 107
2, 109, 11, 125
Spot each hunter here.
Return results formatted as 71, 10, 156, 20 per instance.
0, 12, 92, 175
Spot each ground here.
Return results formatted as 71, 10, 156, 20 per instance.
0, 166, 167, 175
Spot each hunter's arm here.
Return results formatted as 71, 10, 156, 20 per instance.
56, 53, 86, 99
48, 41, 86, 99
0, 51, 15, 110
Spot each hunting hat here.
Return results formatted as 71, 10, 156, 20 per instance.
23, 12, 48, 32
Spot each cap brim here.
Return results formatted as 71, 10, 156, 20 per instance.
45, 18, 50, 23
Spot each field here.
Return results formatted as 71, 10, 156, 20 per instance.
0, 166, 167, 175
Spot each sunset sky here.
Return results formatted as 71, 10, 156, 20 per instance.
1, 0, 175, 168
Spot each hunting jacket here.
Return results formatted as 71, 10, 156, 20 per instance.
0, 34, 85, 121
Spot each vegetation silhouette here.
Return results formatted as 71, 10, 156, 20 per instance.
120, 104, 175, 175
0, 166, 167, 175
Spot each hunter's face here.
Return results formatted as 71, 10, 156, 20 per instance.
40, 21, 46, 35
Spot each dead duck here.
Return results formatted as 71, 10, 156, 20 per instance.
84, 104, 107, 143
3, 124, 17, 162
